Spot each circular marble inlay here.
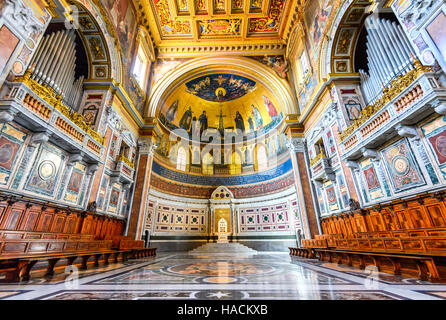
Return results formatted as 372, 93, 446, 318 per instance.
38, 160, 56, 180
168, 261, 274, 276
203, 276, 237, 283
392, 156, 409, 176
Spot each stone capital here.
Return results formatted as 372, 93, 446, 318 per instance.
361, 147, 378, 159
434, 102, 446, 115
395, 124, 418, 138
345, 160, 359, 169
286, 137, 305, 153
29, 131, 51, 147
138, 137, 158, 156
87, 164, 99, 176
67, 153, 83, 166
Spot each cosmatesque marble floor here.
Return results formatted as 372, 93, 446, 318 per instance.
1, 252, 446, 300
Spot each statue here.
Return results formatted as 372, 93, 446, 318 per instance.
87, 201, 97, 212
349, 198, 361, 210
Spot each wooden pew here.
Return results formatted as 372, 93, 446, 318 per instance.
0, 238, 130, 282
0, 230, 95, 240
105, 236, 157, 259
313, 249, 441, 282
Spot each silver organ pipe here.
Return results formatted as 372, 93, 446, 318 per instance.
40, 30, 63, 84
54, 33, 75, 95
48, 30, 72, 93
27, 29, 84, 111
32, 32, 56, 83
59, 44, 76, 98
359, 17, 416, 105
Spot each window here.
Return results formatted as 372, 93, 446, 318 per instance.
256, 145, 267, 171
230, 152, 242, 175
176, 147, 188, 171
202, 153, 214, 175
299, 51, 309, 80
132, 43, 150, 90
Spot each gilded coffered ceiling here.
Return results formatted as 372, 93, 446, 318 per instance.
136, 0, 299, 56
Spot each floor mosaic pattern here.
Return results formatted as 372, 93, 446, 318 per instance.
1, 252, 446, 300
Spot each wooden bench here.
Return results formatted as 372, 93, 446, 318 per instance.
129, 247, 157, 259
0, 249, 130, 282
312, 248, 442, 282
289, 247, 316, 258
0, 230, 95, 241
0, 238, 131, 282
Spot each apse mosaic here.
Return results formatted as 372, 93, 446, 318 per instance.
158, 73, 284, 139
381, 139, 426, 193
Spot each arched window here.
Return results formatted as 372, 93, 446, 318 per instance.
176, 147, 188, 171
202, 153, 214, 175
230, 152, 242, 175
132, 42, 150, 90
256, 144, 267, 171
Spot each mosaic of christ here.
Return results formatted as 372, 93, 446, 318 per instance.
158, 73, 284, 139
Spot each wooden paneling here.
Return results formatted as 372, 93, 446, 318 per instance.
0, 199, 126, 239
321, 195, 446, 238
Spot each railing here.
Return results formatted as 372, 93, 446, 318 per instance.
339, 59, 432, 143
116, 154, 135, 169
310, 150, 326, 167
7, 69, 105, 151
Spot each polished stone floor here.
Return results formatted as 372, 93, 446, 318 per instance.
1, 252, 446, 300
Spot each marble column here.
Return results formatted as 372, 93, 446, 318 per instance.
127, 137, 157, 240
345, 160, 365, 207
56, 153, 82, 200
286, 137, 320, 239
82, 164, 99, 208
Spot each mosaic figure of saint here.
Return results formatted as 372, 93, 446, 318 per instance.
234, 111, 245, 133
165, 100, 179, 122
191, 117, 200, 138
248, 117, 254, 131
199, 111, 208, 133
263, 95, 278, 118
179, 106, 193, 131
251, 105, 263, 129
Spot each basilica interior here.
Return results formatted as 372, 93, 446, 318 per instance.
0, 0, 445, 302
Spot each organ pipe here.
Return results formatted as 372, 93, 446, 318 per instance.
359, 17, 416, 105
28, 29, 84, 111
